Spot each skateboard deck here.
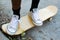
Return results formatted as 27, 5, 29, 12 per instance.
2, 5, 58, 35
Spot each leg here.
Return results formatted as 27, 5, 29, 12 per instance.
11, 0, 21, 19
30, 0, 40, 12
6, 0, 21, 35
30, 0, 43, 26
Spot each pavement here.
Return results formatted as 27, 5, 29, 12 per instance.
0, 0, 60, 40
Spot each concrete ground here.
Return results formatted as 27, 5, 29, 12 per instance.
0, 0, 60, 40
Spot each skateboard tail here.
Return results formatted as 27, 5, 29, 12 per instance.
38, 5, 58, 21
47, 5, 58, 15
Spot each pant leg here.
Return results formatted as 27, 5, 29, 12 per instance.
11, 0, 21, 19
30, 0, 40, 11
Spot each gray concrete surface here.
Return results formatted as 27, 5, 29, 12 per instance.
0, 32, 9, 40
0, 0, 60, 40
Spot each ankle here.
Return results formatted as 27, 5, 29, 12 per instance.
30, 8, 38, 13
12, 8, 20, 19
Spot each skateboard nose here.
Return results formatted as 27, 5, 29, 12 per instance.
47, 5, 58, 14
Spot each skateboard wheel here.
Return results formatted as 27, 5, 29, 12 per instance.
21, 32, 26, 37
48, 17, 52, 21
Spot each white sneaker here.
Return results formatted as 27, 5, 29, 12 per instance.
7, 15, 19, 35
31, 8, 43, 26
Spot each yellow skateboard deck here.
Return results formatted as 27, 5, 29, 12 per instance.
2, 5, 58, 35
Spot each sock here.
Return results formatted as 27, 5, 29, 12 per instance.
30, 0, 40, 12
13, 8, 20, 19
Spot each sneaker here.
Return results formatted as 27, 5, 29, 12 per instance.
7, 15, 19, 35
29, 8, 43, 26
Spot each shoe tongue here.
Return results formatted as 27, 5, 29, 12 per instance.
13, 15, 19, 20
33, 11, 39, 20
11, 15, 19, 22
10, 15, 19, 27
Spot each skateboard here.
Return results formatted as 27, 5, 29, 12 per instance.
2, 5, 58, 35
